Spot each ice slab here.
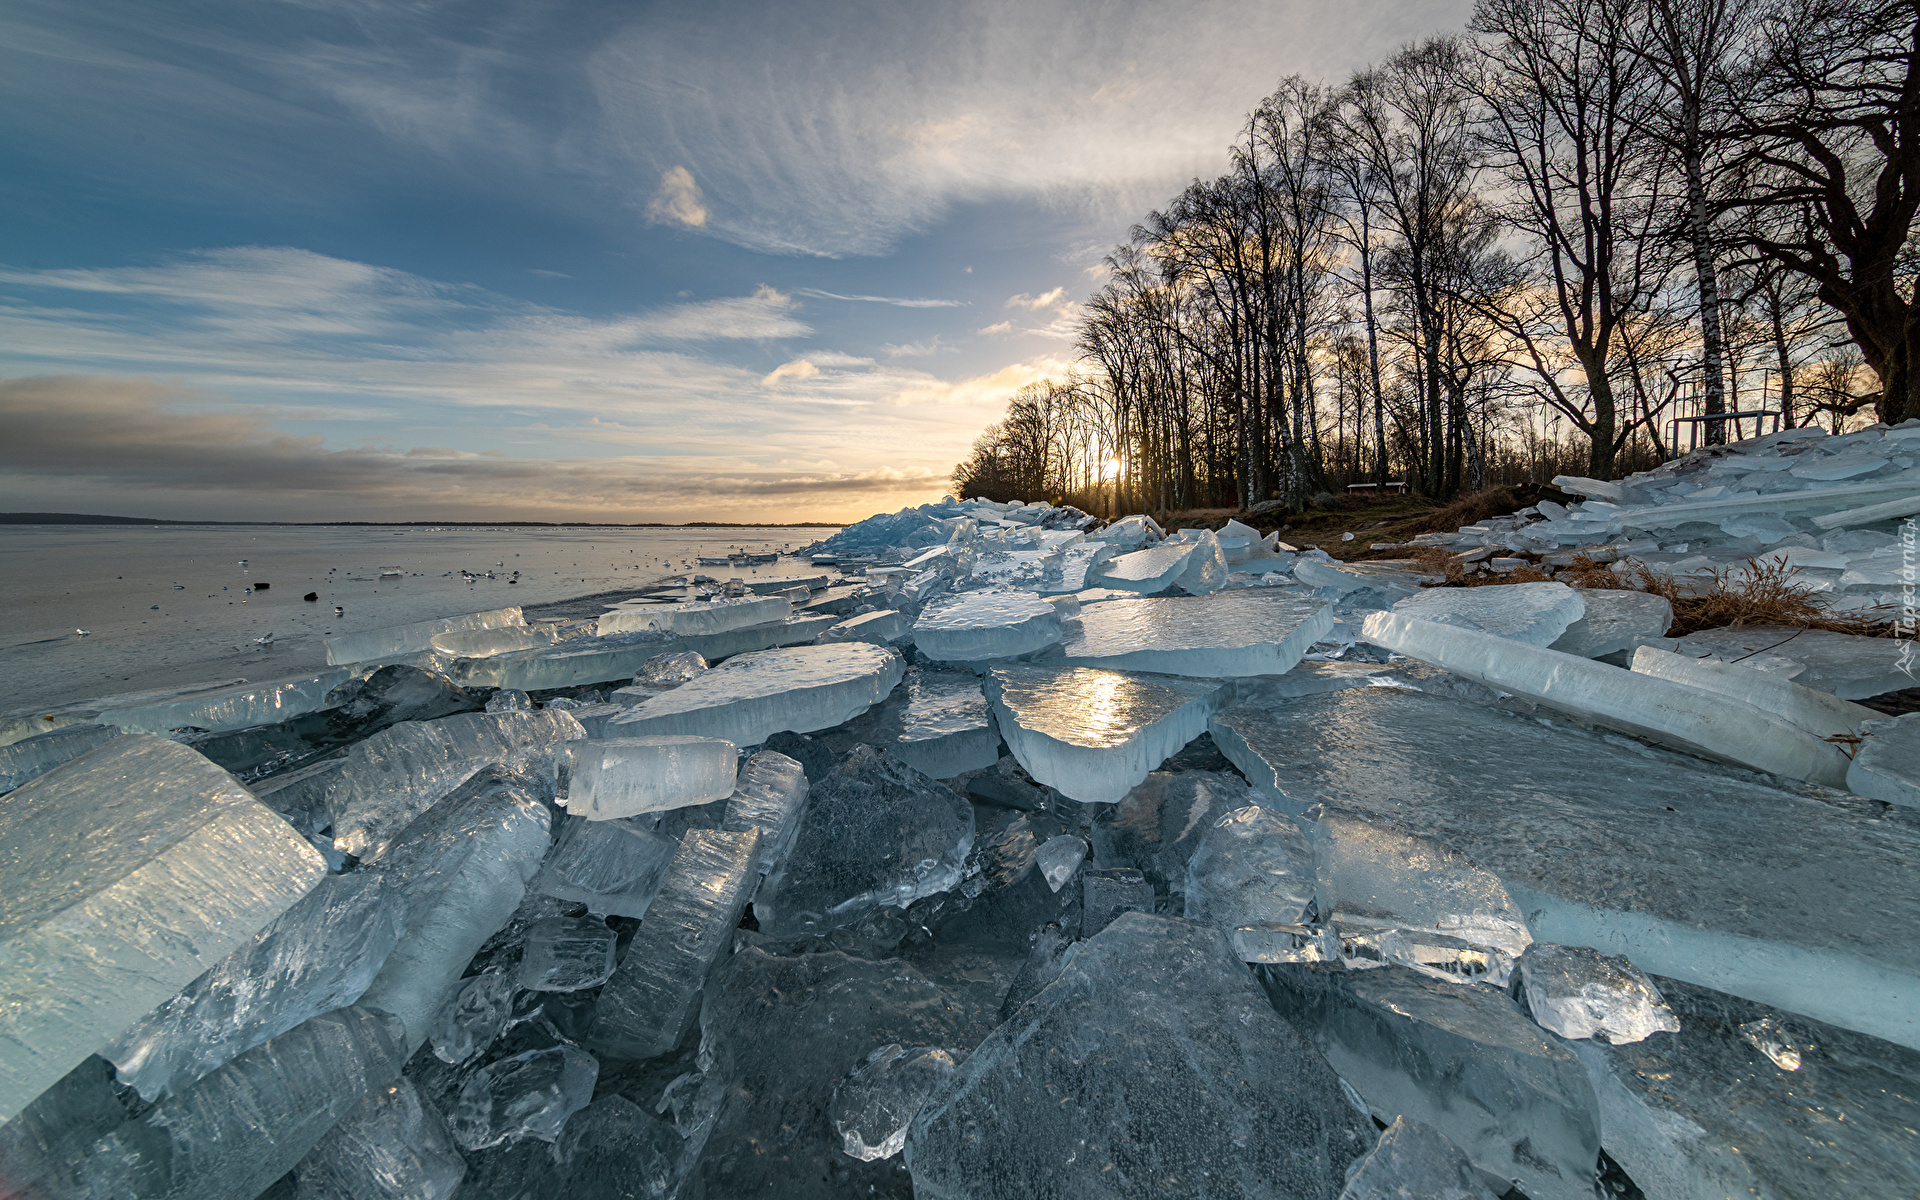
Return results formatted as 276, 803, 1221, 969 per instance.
0, 736, 326, 1124
1849, 712, 1920, 807
1630, 646, 1880, 739
545, 1094, 684, 1200
429, 625, 558, 659
528, 813, 677, 917
1094, 540, 1198, 594
1812, 491, 1920, 529
1262, 965, 1600, 1200
596, 595, 790, 637
100, 669, 360, 736
985, 664, 1225, 803
71, 1005, 409, 1200
1392, 581, 1587, 646
823, 665, 1001, 779
1033, 834, 1085, 892
1086, 512, 1163, 549
563, 735, 737, 820
326, 709, 582, 860
1614, 473, 1920, 529
586, 827, 762, 1060
606, 643, 904, 745
1573, 975, 1920, 1200
0, 724, 119, 795
821, 608, 911, 645
1210, 685, 1920, 1049
453, 615, 838, 692
1361, 612, 1852, 786
720, 749, 811, 875
1183, 805, 1315, 939
1, 676, 249, 746
743, 573, 827, 593
448, 1045, 598, 1150
1090, 768, 1258, 901
830, 1044, 959, 1162
1545, 588, 1673, 658
1313, 811, 1533, 960
104, 871, 405, 1102
756, 745, 974, 937
1051, 589, 1333, 677
1517, 943, 1678, 1044
906, 913, 1374, 1200
1339, 1117, 1498, 1200
516, 916, 617, 992
326, 607, 524, 666
291, 1077, 466, 1200
912, 590, 1063, 661
1675, 624, 1918, 699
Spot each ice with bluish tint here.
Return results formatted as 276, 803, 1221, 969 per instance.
1262, 965, 1600, 1200
822, 608, 912, 645
356, 766, 552, 1052
1546, 588, 1673, 658
0, 723, 118, 795
1360, 612, 1852, 787
0, 736, 325, 1124
1676, 624, 1918, 699
325, 709, 583, 860
756, 745, 974, 936
1039, 542, 1114, 593
1033, 834, 1086, 892
70, 1006, 409, 1200
326, 607, 524, 666
529, 813, 678, 916
516, 917, 618, 992
291, 1077, 466, 1200
563, 735, 737, 820
1082, 866, 1154, 937
832, 666, 1001, 779
721, 749, 811, 875
1338, 1117, 1497, 1200
587, 827, 762, 1059
1630, 646, 1879, 739
429, 968, 516, 1065
1393, 582, 1586, 647
429, 626, 558, 659
1211, 685, 1920, 1050
606, 643, 905, 745
101, 669, 357, 735
485, 688, 532, 713
985, 663, 1226, 803
1517, 943, 1679, 1044
1183, 806, 1315, 936
1085, 513, 1162, 549
597, 595, 790, 636
912, 590, 1062, 661
830, 1045, 959, 1162
906, 914, 1374, 1200
1095, 541, 1198, 594
1847, 712, 1920, 808
1053, 589, 1332, 677
1313, 811, 1533, 959
448, 1045, 598, 1150
104, 871, 405, 1102
636, 649, 708, 688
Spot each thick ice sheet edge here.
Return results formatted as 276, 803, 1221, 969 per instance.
985, 668, 1228, 803
1360, 612, 1853, 787
326, 607, 525, 667
1052, 592, 1335, 679
450, 614, 839, 692
98, 669, 360, 736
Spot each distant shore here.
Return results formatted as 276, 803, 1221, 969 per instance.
0, 512, 842, 528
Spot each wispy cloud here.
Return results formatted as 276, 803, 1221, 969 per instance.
794, 288, 964, 308
1006, 287, 1067, 311
977, 321, 1012, 337
645, 165, 708, 228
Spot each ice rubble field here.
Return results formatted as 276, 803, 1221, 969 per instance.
2, 426, 1919, 1200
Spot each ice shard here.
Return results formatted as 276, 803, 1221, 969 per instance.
586, 827, 762, 1060
326, 607, 524, 666
605, 643, 905, 745
912, 590, 1063, 661
1089, 768, 1258, 900
104, 871, 406, 1101
636, 648, 707, 688
1630, 645, 1880, 739
1848, 712, 1920, 807
0, 724, 118, 795
1359, 612, 1852, 786
1338, 1117, 1498, 1200
528, 813, 678, 916
290, 1077, 466, 1200
1516, 943, 1678, 1044
907, 914, 1374, 1200
822, 608, 912, 646
563, 735, 738, 820
720, 749, 811, 875
824, 666, 1001, 779
102, 669, 357, 736
1182, 805, 1315, 937
984, 664, 1226, 803
1675, 624, 1918, 700
1211, 685, 1920, 1050
596, 595, 790, 637
1312, 812, 1533, 959
1391, 582, 1587, 647
1262, 964, 1600, 1200
0, 735, 326, 1123
1615, 473, 1920, 529
755, 745, 974, 937
448, 1045, 598, 1150
326, 709, 583, 860
427, 968, 516, 1066
516, 916, 618, 992
1051, 589, 1333, 677
1545, 588, 1673, 659
1033, 834, 1086, 892
830, 1045, 959, 1162
1094, 540, 1199, 594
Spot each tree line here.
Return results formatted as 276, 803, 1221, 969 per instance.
954, 0, 1920, 514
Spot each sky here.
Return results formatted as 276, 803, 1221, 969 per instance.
0, 0, 1472, 523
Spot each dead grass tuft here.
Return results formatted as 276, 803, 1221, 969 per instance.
1624, 557, 1883, 637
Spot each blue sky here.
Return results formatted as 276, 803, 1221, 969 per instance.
0, 0, 1470, 523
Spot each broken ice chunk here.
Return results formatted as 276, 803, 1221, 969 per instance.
104, 871, 406, 1102
826, 665, 1000, 779
448, 1045, 598, 1150
756, 745, 974, 937
1094, 540, 1199, 594
1737, 1014, 1809, 1071
291, 1077, 466, 1200
1086, 512, 1163, 549
720, 749, 811, 875
587, 827, 762, 1059
1183, 805, 1315, 936
606, 643, 905, 745
830, 1045, 959, 1162
0, 724, 119, 795
1676, 623, 1918, 699
906, 914, 1375, 1199
1339, 1117, 1497, 1200
1081, 866, 1154, 937
1262, 964, 1600, 1200
999, 923, 1078, 1018
431, 626, 559, 659
326, 709, 584, 860
1544, 588, 1673, 659
1033, 834, 1086, 892
1052, 589, 1333, 677
1517, 943, 1679, 1044
1848, 712, 1920, 808
547, 1094, 683, 1198
912, 589, 1063, 661
100, 668, 358, 735
484, 688, 532, 713
326, 606, 524, 666
596, 595, 789, 636
429, 968, 516, 1065
564, 735, 738, 820
516, 916, 618, 992
1313, 811, 1533, 959
636, 649, 708, 688
0, 736, 326, 1123
985, 664, 1226, 803
529, 813, 677, 917
822, 608, 911, 646
1630, 645, 1879, 740
1392, 581, 1586, 646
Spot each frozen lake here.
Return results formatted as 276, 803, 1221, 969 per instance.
0, 524, 836, 709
